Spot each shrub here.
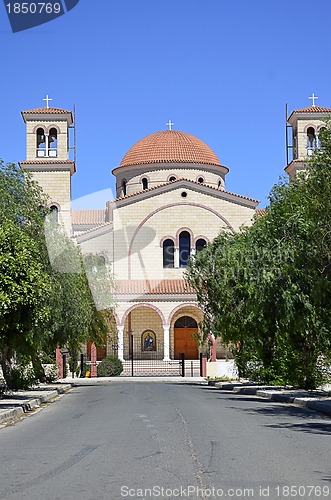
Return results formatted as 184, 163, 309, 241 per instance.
43, 364, 59, 383
97, 355, 123, 377
7, 365, 37, 390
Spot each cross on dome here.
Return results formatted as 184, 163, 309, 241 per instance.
166, 120, 174, 131
309, 93, 318, 106
43, 94, 53, 108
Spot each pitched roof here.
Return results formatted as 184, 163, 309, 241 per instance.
292, 105, 331, 113
119, 130, 222, 167
19, 160, 75, 165
288, 105, 331, 122
115, 279, 195, 295
72, 209, 106, 225
21, 106, 71, 114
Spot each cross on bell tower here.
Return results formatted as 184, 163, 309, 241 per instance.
43, 94, 53, 108
309, 93, 318, 107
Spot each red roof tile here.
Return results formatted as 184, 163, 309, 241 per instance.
22, 106, 71, 114
255, 208, 267, 216
120, 130, 222, 167
115, 279, 195, 295
19, 160, 75, 165
72, 209, 106, 225
292, 105, 331, 113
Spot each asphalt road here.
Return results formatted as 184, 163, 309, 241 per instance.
0, 380, 330, 500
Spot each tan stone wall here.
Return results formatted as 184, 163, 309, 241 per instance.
78, 231, 114, 262
112, 186, 255, 279
123, 307, 164, 359
30, 170, 71, 234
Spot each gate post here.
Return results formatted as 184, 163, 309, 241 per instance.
90, 342, 97, 378
180, 353, 185, 377
200, 353, 207, 377
130, 334, 134, 377
56, 346, 63, 379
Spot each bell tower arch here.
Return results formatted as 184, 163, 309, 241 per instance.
19, 97, 76, 235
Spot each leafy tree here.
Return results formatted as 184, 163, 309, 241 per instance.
186, 124, 331, 389
0, 160, 116, 386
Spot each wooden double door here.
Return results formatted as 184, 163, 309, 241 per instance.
174, 316, 199, 359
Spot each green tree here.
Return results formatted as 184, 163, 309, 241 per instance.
186, 124, 331, 389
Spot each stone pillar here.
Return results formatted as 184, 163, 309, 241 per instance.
117, 326, 124, 360
90, 342, 97, 378
163, 324, 170, 360
56, 346, 63, 379
174, 247, 180, 268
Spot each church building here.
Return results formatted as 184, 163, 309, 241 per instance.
18, 97, 330, 362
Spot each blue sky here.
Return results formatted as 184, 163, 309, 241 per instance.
1, 0, 331, 208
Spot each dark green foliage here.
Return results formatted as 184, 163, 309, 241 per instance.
186, 123, 331, 389
97, 356, 123, 377
6, 365, 37, 390
0, 160, 115, 388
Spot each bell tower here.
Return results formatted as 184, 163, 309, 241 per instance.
285, 94, 331, 179
19, 96, 76, 235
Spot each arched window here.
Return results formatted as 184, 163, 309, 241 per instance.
48, 128, 58, 157
174, 316, 198, 328
163, 239, 174, 268
49, 205, 59, 223
179, 230, 191, 267
195, 238, 207, 252
307, 127, 316, 155
36, 128, 46, 156
122, 180, 127, 196
169, 176, 177, 182
197, 176, 204, 184
142, 177, 148, 190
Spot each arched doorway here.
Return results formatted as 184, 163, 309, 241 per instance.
174, 316, 199, 359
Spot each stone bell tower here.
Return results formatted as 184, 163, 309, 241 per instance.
285, 94, 331, 179
19, 96, 76, 235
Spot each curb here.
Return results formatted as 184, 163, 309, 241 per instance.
0, 384, 72, 425
212, 381, 331, 417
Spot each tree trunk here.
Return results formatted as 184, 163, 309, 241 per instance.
31, 355, 47, 383
1, 346, 12, 388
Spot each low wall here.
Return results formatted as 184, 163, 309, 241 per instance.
206, 360, 238, 379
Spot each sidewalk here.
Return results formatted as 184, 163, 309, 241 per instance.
209, 380, 331, 416
0, 383, 72, 426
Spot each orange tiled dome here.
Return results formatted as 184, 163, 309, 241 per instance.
120, 130, 221, 168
